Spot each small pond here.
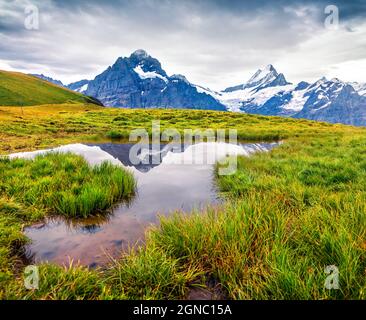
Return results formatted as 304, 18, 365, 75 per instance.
9, 141, 278, 267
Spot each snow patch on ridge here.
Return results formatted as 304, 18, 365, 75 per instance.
76, 83, 89, 93
133, 65, 168, 83
216, 84, 294, 112
282, 88, 309, 111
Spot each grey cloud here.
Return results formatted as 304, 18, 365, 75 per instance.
0, 0, 365, 89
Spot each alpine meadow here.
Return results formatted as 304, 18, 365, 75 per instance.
1, 0, 366, 307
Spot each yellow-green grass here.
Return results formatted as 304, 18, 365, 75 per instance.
1, 104, 366, 299
154, 134, 366, 299
0, 71, 98, 107
0, 104, 360, 155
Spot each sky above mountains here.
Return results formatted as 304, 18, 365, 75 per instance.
0, 0, 365, 90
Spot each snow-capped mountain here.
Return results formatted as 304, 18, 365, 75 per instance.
213, 65, 294, 113
34, 54, 366, 126
78, 50, 226, 111
210, 65, 366, 126
224, 64, 290, 94
294, 79, 366, 126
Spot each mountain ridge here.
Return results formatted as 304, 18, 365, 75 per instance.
79, 50, 226, 111
31, 50, 366, 126
215, 65, 366, 126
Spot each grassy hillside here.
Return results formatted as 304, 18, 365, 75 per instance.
0, 71, 99, 106
1, 105, 366, 299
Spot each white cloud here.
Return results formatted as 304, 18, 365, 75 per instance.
276, 22, 366, 84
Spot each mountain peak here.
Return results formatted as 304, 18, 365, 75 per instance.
72, 50, 225, 111
130, 49, 150, 59
263, 64, 276, 73
247, 65, 278, 85
330, 77, 342, 83
244, 64, 289, 90
222, 64, 289, 93
127, 50, 167, 78
170, 74, 189, 83
318, 76, 328, 83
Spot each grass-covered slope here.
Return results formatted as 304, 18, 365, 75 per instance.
0, 71, 99, 106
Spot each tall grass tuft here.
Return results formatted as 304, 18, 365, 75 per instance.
0, 153, 136, 218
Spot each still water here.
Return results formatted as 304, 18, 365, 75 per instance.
9, 142, 278, 267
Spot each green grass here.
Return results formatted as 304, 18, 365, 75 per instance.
4, 263, 107, 300
0, 153, 136, 218
105, 130, 129, 140
0, 71, 99, 106
3, 246, 199, 300
0, 153, 136, 298
1, 104, 366, 299
142, 134, 366, 300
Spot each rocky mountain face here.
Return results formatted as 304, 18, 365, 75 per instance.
78, 50, 226, 111
293, 79, 366, 126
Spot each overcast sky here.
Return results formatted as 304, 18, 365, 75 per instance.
0, 0, 365, 90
